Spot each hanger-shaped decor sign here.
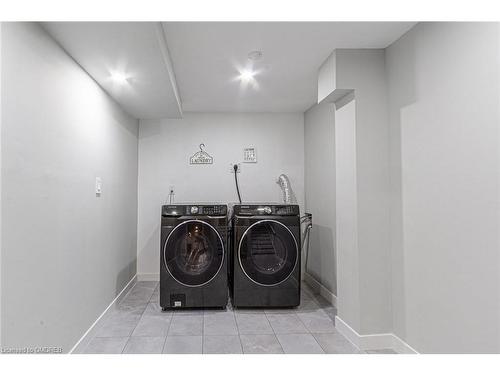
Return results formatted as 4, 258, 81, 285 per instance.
189, 143, 214, 165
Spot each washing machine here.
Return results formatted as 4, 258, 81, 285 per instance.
160, 204, 228, 309
230, 204, 301, 308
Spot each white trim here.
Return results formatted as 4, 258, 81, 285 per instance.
137, 273, 160, 281
335, 316, 419, 354
392, 334, 420, 354
303, 272, 337, 307
68, 275, 138, 354
334, 315, 367, 349
156, 22, 183, 116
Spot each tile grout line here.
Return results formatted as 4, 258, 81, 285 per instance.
233, 308, 252, 354
201, 308, 205, 354
233, 309, 244, 354
120, 282, 156, 353
129, 282, 168, 354
227, 297, 242, 353
309, 317, 327, 354
263, 309, 286, 353
204, 305, 242, 354
309, 330, 326, 354
161, 302, 174, 353
163, 310, 174, 335
231, 309, 244, 354
160, 332, 169, 354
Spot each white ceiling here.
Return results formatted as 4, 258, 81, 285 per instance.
163, 22, 416, 113
41, 22, 182, 119
41, 22, 415, 118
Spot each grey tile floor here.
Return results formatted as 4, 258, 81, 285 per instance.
82, 281, 396, 354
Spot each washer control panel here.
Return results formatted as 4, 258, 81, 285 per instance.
196, 205, 227, 216
233, 204, 299, 216
162, 204, 227, 217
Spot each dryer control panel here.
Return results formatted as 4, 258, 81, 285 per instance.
162, 204, 227, 217
233, 204, 299, 217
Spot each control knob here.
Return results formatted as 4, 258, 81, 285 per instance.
190, 206, 199, 214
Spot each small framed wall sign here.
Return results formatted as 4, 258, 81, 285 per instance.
243, 147, 257, 163
190, 143, 213, 165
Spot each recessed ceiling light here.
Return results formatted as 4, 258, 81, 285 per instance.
238, 69, 256, 83
248, 50, 263, 61
110, 71, 129, 84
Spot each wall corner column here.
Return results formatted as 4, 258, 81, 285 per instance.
318, 49, 393, 336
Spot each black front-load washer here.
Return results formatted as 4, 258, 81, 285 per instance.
230, 204, 301, 308
160, 204, 228, 309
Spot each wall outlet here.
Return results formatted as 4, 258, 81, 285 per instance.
229, 163, 241, 173
168, 185, 175, 204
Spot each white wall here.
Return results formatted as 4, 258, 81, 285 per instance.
334, 99, 360, 329
333, 50, 393, 335
386, 22, 500, 353
304, 102, 337, 294
137, 112, 304, 277
1, 22, 139, 352
0, 22, 3, 347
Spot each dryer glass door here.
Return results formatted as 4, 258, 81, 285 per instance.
164, 220, 224, 287
238, 220, 298, 286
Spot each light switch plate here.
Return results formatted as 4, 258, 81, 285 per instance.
243, 147, 257, 163
95, 177, 102, 195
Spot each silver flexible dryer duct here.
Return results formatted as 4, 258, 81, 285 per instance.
277, 174, 297, 204
277, 174, 311, 274
301, 213, 313, 274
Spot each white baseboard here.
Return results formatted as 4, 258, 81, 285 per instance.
391, 334, 420, 354
68, 274, 138, 354
137, 273, 160, 281
303, 272, 337, 307
335, 316, 392, 350
335, 316, 418, 354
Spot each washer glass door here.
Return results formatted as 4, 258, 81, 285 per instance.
239, 220, 298, 286
164, 220, 224, 287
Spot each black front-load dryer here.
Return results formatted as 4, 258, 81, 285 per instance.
230, 204, 301, 308
160, 204, 228, 309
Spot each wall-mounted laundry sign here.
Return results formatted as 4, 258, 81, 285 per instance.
189, 143, 214, 165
